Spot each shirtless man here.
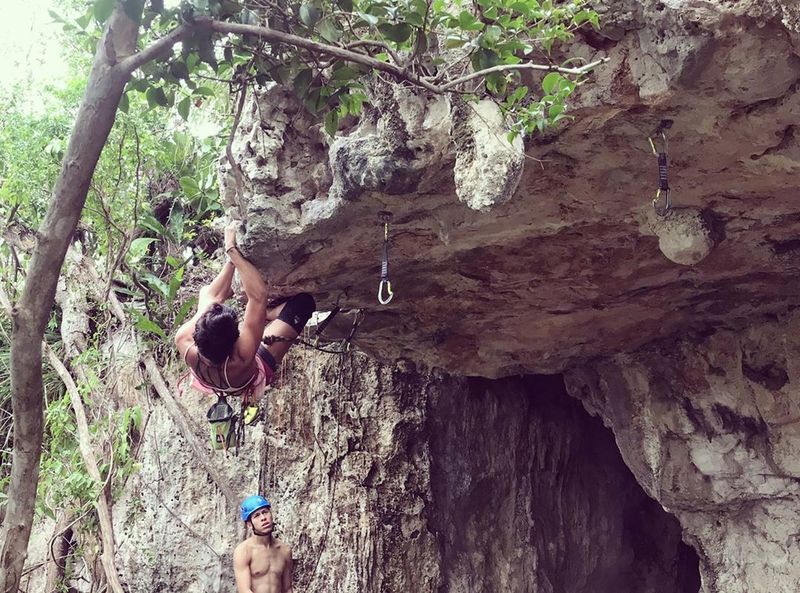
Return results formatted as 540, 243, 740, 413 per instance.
234, 495, 293, 593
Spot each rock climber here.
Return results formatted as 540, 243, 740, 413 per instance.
175, 222, 316, 413
235, 495, 293, 593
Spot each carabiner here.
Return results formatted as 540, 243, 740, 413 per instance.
652, 188, 672, 217
378, 279, 393, 305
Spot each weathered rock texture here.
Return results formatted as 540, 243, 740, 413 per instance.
224, 0, 800, 379
81, 351, 699, 593
565, 312, 800, 593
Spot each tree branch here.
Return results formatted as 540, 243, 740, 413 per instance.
198, 18, 608, 95
345, 40, 402, 67
43, 344, 126, 593
198, 18, 441, 93
119, 23, 195, 75
142, 356, 240, 508
436, 56, 610, 91
225, 79, 250, 221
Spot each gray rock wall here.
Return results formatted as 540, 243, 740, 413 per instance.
97, 349, 699, 593
565, 312, 800, 593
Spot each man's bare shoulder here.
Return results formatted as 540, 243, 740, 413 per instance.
233, 539, 253, 558
273, 538, 292, 558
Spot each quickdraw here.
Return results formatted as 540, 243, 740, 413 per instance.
648, 119, 674, 216
377, 210, 394, 305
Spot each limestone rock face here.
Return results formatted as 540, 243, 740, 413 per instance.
90, 351, 699, 593
564, 312, 800, 593
225, 0, 800, 378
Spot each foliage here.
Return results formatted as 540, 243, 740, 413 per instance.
0, 2, 228, 519
52, 0, 599, 143
0, 318, 66, 511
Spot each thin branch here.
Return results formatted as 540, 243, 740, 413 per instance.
119, 24, 195, 75
345, 40, 402, 67
436, 56, 610, 91
225, 78, 250, 220
43, 344, 126, 593
199, 18, 440, 92
142, 355, 240, 507
201, 18, 608, 94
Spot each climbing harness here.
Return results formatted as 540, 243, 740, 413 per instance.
648, 119, 674, 216
377, 210, 393, 305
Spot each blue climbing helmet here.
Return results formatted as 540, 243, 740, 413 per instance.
240, 495, 271, 522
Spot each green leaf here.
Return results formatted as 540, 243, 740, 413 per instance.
318, 19, 342, 42
75, 11, 93, 29
167, 266, 185, 303
179, 176, 201, 196
457, 10, 483, 31
293, 69, 313, 96
472, 48, 500, 71
177, 96, 191, 121
148, 86, 168, 107
445, 34, 466, 49
118, 92, 130, 114
48, 9, 67, 24
143, 273, 170, 298
133, 312, 167, 339
139, 213, 166, 236
169, 60, 190, 80
93, 0, 115, 23
174, 297, 197, 327
127, 78, 149, 93
300, 4, 321, 27
378, 22, 413, 43
357, 11, 379, 26
129, 238, 156, 260
331, 66, 360, 82
541, 72, 563, 94
483, 25, 502, 46
324, 109, 339, 137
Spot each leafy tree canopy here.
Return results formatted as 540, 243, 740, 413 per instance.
55, 0, 601, 139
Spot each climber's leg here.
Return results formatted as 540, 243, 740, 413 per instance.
260, 293, 316, 366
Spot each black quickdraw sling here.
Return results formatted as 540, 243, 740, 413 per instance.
648, 119, 674, 216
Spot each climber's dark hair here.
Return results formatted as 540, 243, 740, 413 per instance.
193, 303, 239, 364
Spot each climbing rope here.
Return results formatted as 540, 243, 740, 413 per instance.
377, 210, 393, 305
648, 119, 674, 216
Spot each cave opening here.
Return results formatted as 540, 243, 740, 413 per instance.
427, 373, 701, 593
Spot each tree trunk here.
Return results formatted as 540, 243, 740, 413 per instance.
44, 512, 75, 593
0, 7, 141, 592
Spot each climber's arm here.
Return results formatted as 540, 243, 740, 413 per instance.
222, 223, 268, 361
174, 260, 236, 357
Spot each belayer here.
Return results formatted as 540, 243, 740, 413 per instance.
175, 222, 315, 428
235, 495, 293, 593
